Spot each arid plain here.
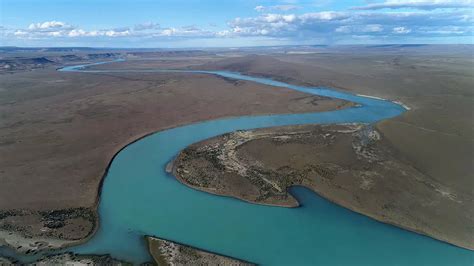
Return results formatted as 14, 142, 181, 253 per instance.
0, 48, 349, 262
0, 45, 472, 263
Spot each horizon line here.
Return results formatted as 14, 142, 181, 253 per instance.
1, 43, 473, 50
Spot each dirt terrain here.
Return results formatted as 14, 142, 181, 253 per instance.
202, 52, 473, 196
0, 52, 121, 73
1, 46, 472, 258
173, 124, 474, 250
0, 252, 130, 265
0, 53, 349, 253
147, 236, 254, 266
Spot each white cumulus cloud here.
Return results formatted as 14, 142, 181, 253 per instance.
353, 0, 474, 10
134, 22, 160, 31
28, 21, 72, 30
254, 5, 299, 12
7, 9, 473, 44
393, 26, 412, 33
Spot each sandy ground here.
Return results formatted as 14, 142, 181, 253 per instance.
173, 124, 474, 250
0, 55, 350, 252
147, 236, 254, 266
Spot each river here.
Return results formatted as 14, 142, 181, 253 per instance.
2, 60, 473, 265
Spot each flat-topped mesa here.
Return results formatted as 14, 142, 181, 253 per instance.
172, 124, 474, 250
147, 236, 255, 266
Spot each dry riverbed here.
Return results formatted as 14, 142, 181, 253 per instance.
173, 124, 474, 250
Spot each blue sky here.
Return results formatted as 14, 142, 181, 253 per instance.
1, 0, 473, 47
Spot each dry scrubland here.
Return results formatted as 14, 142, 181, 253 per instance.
0, 46, 472, 258
0, 58, 347, 210
187, 50, 473, 249
0, 52, 349, 254
173, 124, 473, 249
147, 236, 254, 266
202, 52, 473, 196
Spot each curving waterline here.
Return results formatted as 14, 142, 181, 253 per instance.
3, 60, 473, 265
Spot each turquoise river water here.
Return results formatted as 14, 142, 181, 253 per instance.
1, 60, 473, 265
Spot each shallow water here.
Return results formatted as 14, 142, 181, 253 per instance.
3, 60, 472, 265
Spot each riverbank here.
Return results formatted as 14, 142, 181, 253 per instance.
0, 55, 351, 255
204, 53, 473, 203
147, 236, 254, 265
0, 252, 131, 265
2, 50, 472, 264
172, 124, 473, 250
0, 208, 97, 255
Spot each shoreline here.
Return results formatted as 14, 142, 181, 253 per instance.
170, 124, 473, 251
392, 100, 411, 110
1, 107, 353, 257
146, 235, 256, 265
0, 251, 132, 265
172, 150, 474, 251
171, 159, 299, 208
0, 51, 474, 264
1, 59, 445, 264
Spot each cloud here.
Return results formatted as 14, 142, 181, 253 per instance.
153, 26, 214, 38
14, 30, 29, 36
28, 21, 73, 31
365, 24, 384, 32
336, 24, 384, 33
254, 5, 265, 12
421, 25, 468, 34
134, 22, 160, 31
393, 26, 412, 33
10, 21, 76, 39
9, 20, 218, 40
6, 9, 473, 44
104, 30, 131, 37
352, 0, 474, 10
67, 29, 86, 37
254, 5, 299, 12
219, 9, 473, 41
10, 21, 141, 39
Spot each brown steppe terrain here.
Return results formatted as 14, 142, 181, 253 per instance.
0, 251, 131, 265
0, 55, 349, 253
200, 53, 473, 196
173, 124, 473, 250
1, 47, 472, 257
175, 50, 473, 250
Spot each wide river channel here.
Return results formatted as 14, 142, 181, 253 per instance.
3, 60, 473, 265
